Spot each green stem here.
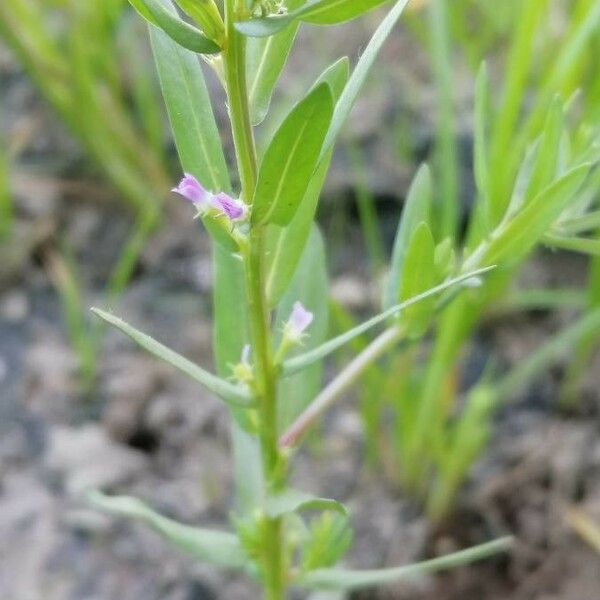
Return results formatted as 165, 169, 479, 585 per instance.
280, 327, 403, 447
223, 2, 284, 598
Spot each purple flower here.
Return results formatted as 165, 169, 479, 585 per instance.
171, 174, 210, 206
285, 301, 314, 341
212, 192, 246, 221
172, 174, 246, 222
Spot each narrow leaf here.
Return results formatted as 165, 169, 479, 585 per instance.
321, 0, 410, 157
472, 62, 490, 236
383, 164, 432, 309
87, 490, 248, 568
523, 98, 563, 203
252, 83, 333, 226
298, 537, 513, 590
91, 308, 252, 406
235, 0, 393, 37
129, 0, 220, 54
265, 488, 347, 519
398, 222, 436, 337
247, 0, 303, 125
542, 234, 600, 256
480, 164, 591, 266
282, 267, 495, 376
264, 58, 349, 306
301, 0, 392, 25
150, 24, 230, 191
557, 210, 600, 235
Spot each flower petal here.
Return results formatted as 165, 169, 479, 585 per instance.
286, 301, 314, 339
172, 174, 210, 206
212, 193, 247, 221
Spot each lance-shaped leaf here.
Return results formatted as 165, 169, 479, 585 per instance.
383, 164, 432, 309
321, 0, 410, 157
235, 0, 393, 37
298, 536, 513, 590
478, 163, 591, 266
91, 308, 253, 407
129, 0, 220, 54
246, 0, 304, 125
151, 17, 235, 251
150, 24, 230, 192
281, 267, 495, 377
87, 490, 248, 568
522, 98, 564, 206
302, 0, 393, 25
265, 488, 347, 519
557, 210, 600, 235
251, 83, 333, 227
264, 58, 349, 307
398, 222, 436, 338
542, 234, 600, 256
472, 62, 491, 238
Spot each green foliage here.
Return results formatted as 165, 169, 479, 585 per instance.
88, 490, 249, 568
150, 20, 230, 191
91, 308, 254, 406
247, 0, 303, 125
282, 267, 493, 377
82, 0, 596, 596
300, 511, 352, 572
264, 57, 349, 307
265, 489, 348, 518
129, 0, 221, 52
383, 164, 432, 309
251, 83, 333, 226
236, 0, 394, 37
299, 537, 513, 590
398, 222, 436, 338
352, 0, 600, 523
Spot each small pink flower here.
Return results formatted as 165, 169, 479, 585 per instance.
285, 301, 314, 341
172, 174, 246, 222
212, 192, 247, 221
171, 174, 210, 207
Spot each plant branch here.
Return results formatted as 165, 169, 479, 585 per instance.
280, 326, 403, 448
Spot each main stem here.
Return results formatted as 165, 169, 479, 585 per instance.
223, 2, 284, 598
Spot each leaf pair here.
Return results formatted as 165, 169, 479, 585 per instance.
236, 0, 393, 37
88, 492, 510, 591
